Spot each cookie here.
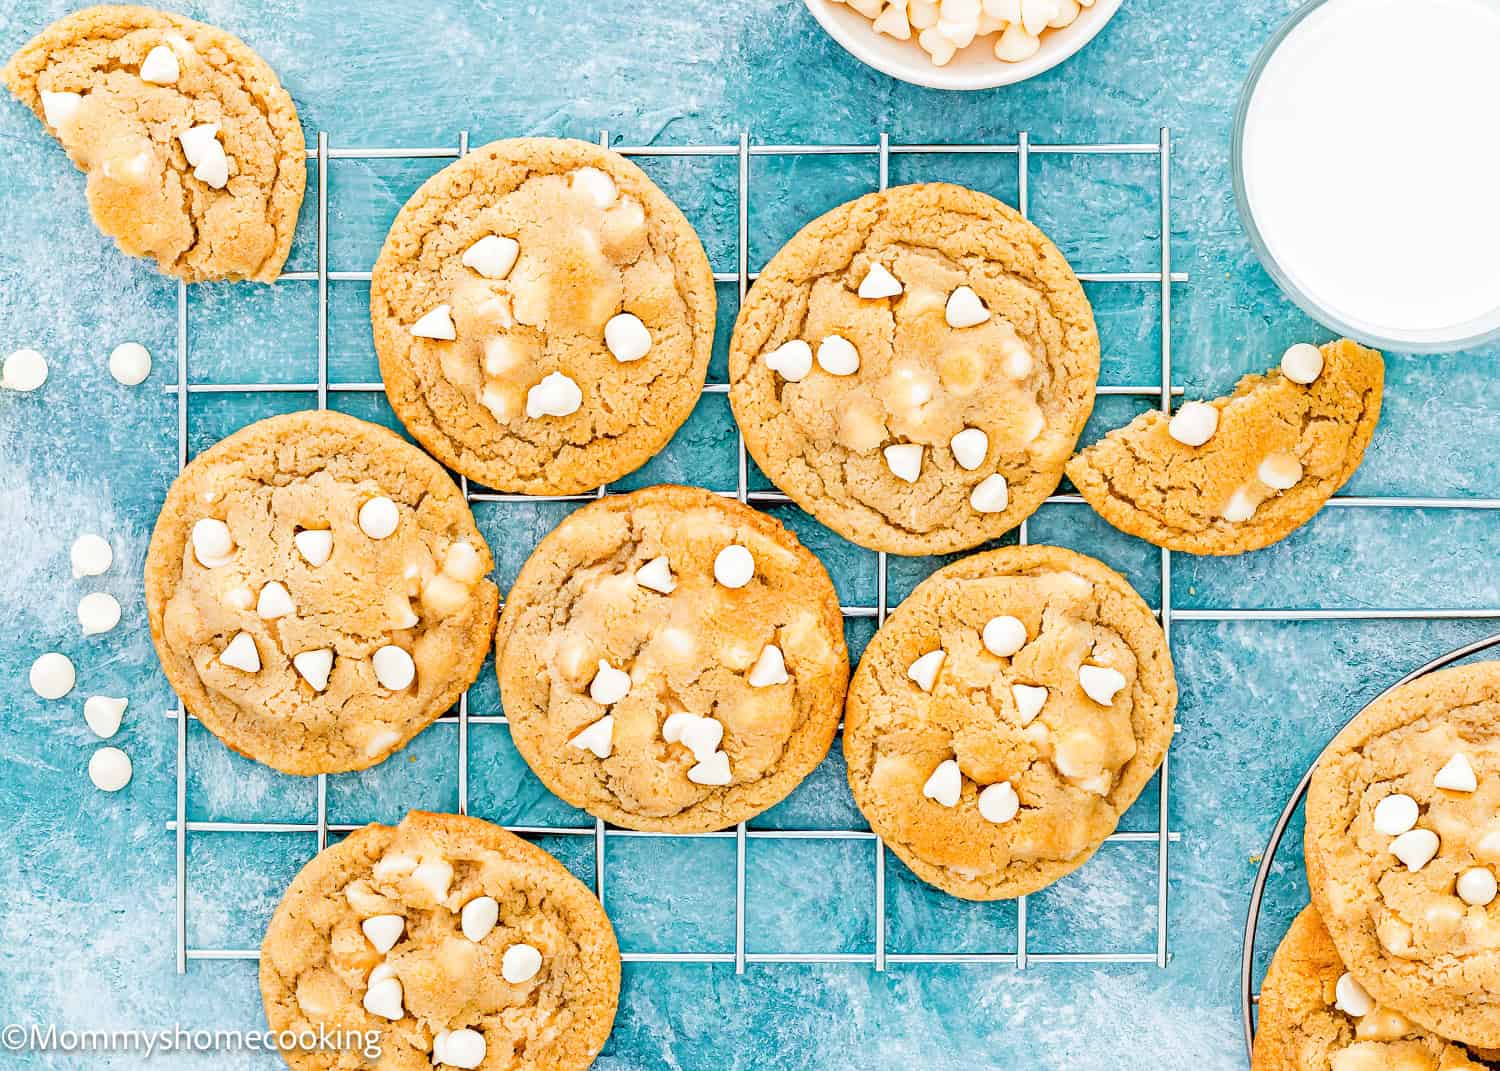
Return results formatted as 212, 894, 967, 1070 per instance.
3, 5, 305, 283
260, 811, 619, 1071
370, 137, 717, 495
843, 545, 1175, 900
728, 182, 1100, 556
144, 411, 499, 776
1253, 905, 1495, 1071
495, 485, 849, 833
1306, 661, 1500, 1049
1065, 339, 1384, 555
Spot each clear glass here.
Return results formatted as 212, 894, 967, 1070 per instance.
1231, 0, 1500, 354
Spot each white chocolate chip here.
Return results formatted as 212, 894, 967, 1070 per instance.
29, 652, 74, 699
937, 16, 978, 48
178, 124, 226, 188
359, 497, 400, 540
294, 529, 333, 567
1372, 793, 1419, 836
922, 759, 962, 807
604, 313, 651, 363
765, 339, 813, 382
969, 474, 1009, 514
1435, 752, 1478, 793
362, 914, 405, 954
411, 858, 453, 902
39, 91, 82, 131
372, 853, 418, 884
714, 544, 755, 589
1012, 684, 1048, 726
1258, 454, 1303, 491
461, 896, 499, 942
220, 632, 261, 673
108, 342, 152, 385
1021, 0, 1057, 34
1390, 828, 1439, 872
994, 22, 1041, 61
688, 749, 732, 786
1281, 342, 1324, 384
589, 660, 631, 705
978, 781, 1020, 824
1477, 831, 1500, 864
669, 717, 720, 763
944, 286, 989, 328
525, 371, 583, 418
78, 592, 121, 635
1050, 0, 1081, 27
224, 586, 254, 611
918, 25, 957, 64
139, 44, 180, 85
662, 712, 699, 745
634, 556, 676, 594
70, 534, 113, 578
88, 747, 132, 792
569, 715, 615, 759
872, 1, 913, 38
439, 1028, 486, 1069
410, 304, 457, 340
362, 976, 404, 1021
816, 335, 860, 376
747, 644, 789, 687
911, 0, 941, 27
949, 428, 988, 471
256, 581, 295, 620
462, 234, 519, 279
373, 645, 416, 691
1459, 867, 1498, 907
982, 615, 1027, 657
1167, 401, 1219, 447
883, 443, 924, 484
572, 166, 617, 208
293, 649, 334, 691
502, 943, 543, 984
858, 263, 903, 299
1079, 664, 1127, 706
907, 649, 946, 692
1334, 972, 1374, 1017
191, 518, 235, 567
84, 695, 126, 739
1222, 488, 1258, 523
3, 348, 48, 391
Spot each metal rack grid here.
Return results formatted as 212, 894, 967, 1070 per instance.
161, 127, 1203, 978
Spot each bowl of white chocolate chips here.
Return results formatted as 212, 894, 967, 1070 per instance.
807, 0, 1121, 90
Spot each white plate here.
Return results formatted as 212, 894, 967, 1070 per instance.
804, 0, 1123, 91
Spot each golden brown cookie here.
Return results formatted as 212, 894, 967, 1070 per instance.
260, 811, 620, 1071
370, 137, 716, 495
728, 182, 1100, 556
495, 485, 849, 833
144, 411, 499, 776
843, 545, 1175, 900
3, 5, 305, 283
1065, 339, 1384, 555
1253, 905, 1494, 1071
1306, 661, 1500, 1049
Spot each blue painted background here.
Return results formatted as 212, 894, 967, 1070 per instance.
3, 0, 1498, 1067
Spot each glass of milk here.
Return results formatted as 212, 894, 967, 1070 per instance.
1233, 0, 1500, 352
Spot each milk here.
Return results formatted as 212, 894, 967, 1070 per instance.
1239, 0, 1500, 349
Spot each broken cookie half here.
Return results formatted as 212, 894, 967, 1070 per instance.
3, 5, 305, 283
1065, 339, 1384, 556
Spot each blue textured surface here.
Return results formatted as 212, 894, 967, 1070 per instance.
3, 1, 1499, 1068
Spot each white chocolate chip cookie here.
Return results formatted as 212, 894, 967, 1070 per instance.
260, 811, 619, 1071
843, 545, 1176, 900
1307, 661, 1500, 1049
144, 411, 499, 775
729, 182, 1100, 555
495, 485, 849, 833
1066, 339, 1384, 556
371, 137, 716, 495
3, 5, 304, 282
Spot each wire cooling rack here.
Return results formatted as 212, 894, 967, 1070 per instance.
162, 128, 1195, 977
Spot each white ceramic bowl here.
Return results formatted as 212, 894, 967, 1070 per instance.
804, 0, 1123, 91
